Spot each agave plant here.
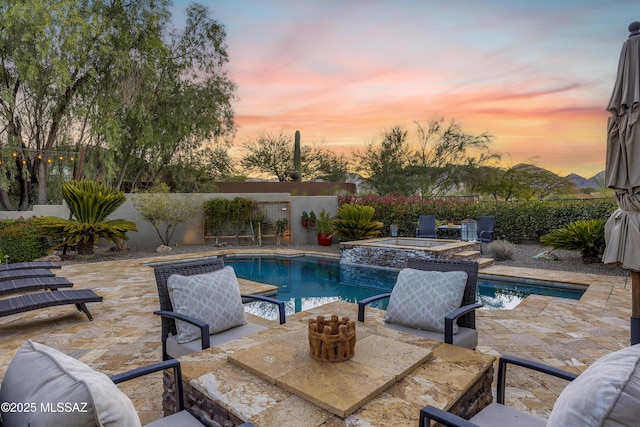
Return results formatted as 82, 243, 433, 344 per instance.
331, 204, 383, 241
34, 180, 137, 254
540, 219, 606, 264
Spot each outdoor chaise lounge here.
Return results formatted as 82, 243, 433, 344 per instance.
0, 268, 56, 281
0, 340, 257, 426
0, 289, 103, 320
358, 258, 482, 349
0, 276, 74, 296
154, 258, 287, 360
0, 261, 61, 271
419, 344, 640, 427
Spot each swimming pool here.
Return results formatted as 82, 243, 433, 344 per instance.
223, 255, 585, 318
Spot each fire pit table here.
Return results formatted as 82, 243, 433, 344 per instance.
162, 301, 495, 426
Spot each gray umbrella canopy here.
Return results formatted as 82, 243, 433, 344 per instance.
603, 23, 640, 272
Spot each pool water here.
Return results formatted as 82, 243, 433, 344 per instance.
224, 255, 584, 317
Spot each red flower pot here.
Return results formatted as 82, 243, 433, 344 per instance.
317, 233, 332, 246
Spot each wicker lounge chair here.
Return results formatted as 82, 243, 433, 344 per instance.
416, 215, 437, 238
0, 276, 74, 296
420, 345, 640, 426
0, 261, 61, 271
0, 289, 103, 320
358, 258, 482, 349
154, 258, 287, 360
0, 268, 56, 282
1, 340, 219, 426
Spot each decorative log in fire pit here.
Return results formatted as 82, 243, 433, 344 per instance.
308, 315, 357, 362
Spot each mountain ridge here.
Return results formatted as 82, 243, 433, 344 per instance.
565, 170, 605, 189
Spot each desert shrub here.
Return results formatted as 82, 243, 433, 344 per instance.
0, 218, 50, 262
133, 183, 201, 246
487, 240, 515, 261
540, 219, 606, 264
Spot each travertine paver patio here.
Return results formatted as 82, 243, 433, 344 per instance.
0, 250, 632, 425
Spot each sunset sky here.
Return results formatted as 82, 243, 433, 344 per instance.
171, 0, 638, 178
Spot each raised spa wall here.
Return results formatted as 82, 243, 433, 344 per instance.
339, 237, 478, 269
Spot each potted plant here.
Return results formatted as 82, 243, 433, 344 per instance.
301, 211, 309, 227
308, 210, 316, 227
315, 209, 333, 246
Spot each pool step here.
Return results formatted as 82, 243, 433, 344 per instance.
452, 250, 482, 260
476, 257, 495, 268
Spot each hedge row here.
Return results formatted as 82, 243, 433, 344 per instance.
0, 218, 50, 262
339, 195, 617, 243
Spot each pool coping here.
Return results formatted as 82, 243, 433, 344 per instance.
136, 248, 628, 308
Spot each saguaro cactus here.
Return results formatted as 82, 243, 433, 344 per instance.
293, 130, 301, 181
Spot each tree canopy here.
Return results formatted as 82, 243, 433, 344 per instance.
0, 1, 235, 208
355, 119, 500, 196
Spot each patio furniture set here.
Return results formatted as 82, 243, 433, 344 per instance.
416, 215, 495, 252
1, 257, 639, 426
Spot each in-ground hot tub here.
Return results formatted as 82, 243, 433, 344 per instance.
339, 237, 478, 268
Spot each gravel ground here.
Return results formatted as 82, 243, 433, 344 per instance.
487, 242, 627, 277
58, 240, 628, 278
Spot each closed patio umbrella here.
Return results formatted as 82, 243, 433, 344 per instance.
602, 21, 640, 344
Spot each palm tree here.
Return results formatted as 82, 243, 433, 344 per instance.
34, 181, 137, 254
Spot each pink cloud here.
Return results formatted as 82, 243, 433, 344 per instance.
198, 0, 635, 177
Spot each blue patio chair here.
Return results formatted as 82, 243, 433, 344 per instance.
416, 215, 437, 238
477, 216, 495, 253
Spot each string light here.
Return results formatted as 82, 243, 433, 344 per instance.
1, 149, 79, 164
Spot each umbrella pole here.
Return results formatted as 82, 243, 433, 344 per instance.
632, 271, 640, 345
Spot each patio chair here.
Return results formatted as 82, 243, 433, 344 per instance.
477, 216, 495, 253
0, 340, 218, 426
358, 258, 482, 349
153, 258, 287, 360
416, 215, 437, 238
419, 344, 640, 427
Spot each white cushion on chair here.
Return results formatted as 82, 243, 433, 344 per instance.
166, 322, 267, 358
0, 340, 141, 427
384, 268, 467, 334
385, 323, 478, 349
168, 266, 247, 344
547, 344, 640, 427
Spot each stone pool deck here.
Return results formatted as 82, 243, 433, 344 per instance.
0, 249, 632, 425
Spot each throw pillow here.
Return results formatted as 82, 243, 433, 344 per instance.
0, 340, 140, 427
168, 266, 247, 344
547, 344, 640, 427
384, 268, 468, 334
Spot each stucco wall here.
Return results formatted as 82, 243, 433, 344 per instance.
0, 193, 339, 248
